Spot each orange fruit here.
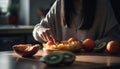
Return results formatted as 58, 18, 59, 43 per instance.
46, 41, 55, 46
106, 41, 120, 54
82, 38, 95, 52
67, 37, 78, 42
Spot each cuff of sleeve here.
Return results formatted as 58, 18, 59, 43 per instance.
32, 24, 43, 42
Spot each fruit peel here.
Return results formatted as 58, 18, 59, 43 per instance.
13, 44, 40, 57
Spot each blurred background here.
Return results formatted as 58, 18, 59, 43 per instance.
0, 0, 120, 51
0, 0, 55, 51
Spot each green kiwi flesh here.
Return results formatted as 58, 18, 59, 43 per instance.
40, 51, 76, 66
93, 42, 107, 52
62, 51, 76, 65
43, 52, 63, 65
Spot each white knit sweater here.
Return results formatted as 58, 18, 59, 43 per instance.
33, 0, 120, 45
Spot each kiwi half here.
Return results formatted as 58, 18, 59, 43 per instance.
40, 51, 76, 66
62, 51, 76, 65
42, 52, 63, 65
93, 42, 107, 52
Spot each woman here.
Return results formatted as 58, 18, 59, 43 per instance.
33, 0, 120, 45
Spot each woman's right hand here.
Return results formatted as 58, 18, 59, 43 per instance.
37, 28, 56, 43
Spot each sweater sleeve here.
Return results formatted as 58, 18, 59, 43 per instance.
32, 0, 60, 42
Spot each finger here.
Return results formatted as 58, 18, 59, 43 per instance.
45, 30, 53, 41
48, 31, 57, 43
40, 34, 47, 42
44, 31, 51, 42
47, 31, 56, 42
37, 31, 47, 42
42, 32, 48, 41
43, 31, 53, 42
39, 34, 47, 42
50, 35, 57, 43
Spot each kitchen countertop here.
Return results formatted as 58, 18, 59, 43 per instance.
0, 50, 120, 69
0, 25, 34, 34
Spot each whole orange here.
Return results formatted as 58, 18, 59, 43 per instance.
68, 37, 78, 42
82, 38, 95, 52
106, 41, 120, 54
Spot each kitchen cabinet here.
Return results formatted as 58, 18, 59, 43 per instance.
0, 25, 40, 51
0, 36, 25, 51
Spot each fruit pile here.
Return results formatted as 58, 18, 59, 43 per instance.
43, 37, 120, 55
40, 51, 76, 66
82, 38, 120, 54
43, 37, 82, 52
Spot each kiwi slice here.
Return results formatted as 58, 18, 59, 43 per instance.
93, 42, 107, 52
62, 51, 76, 65
42, 51, 63, 65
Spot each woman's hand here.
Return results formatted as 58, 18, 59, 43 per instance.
37, 28, 56, 43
